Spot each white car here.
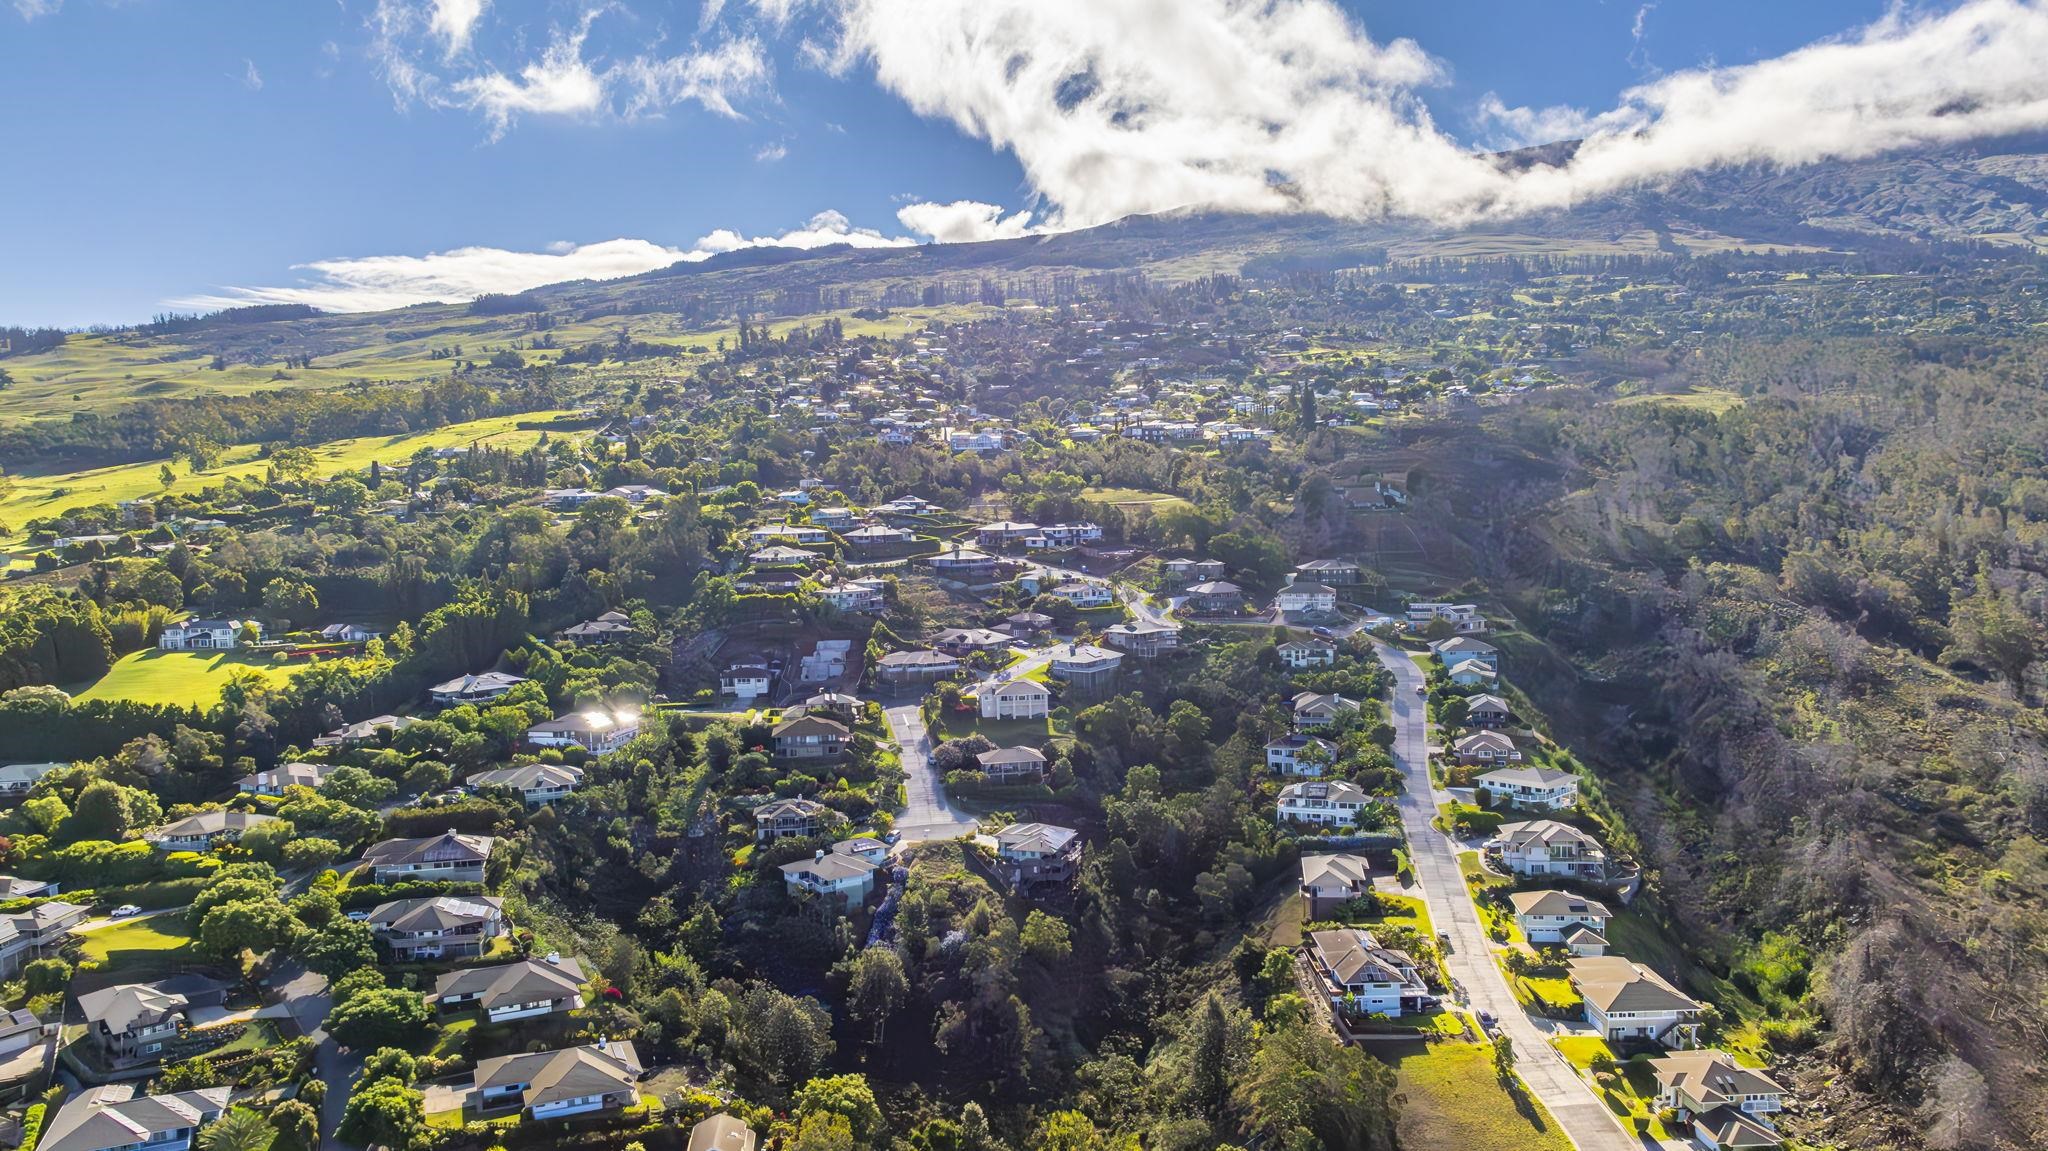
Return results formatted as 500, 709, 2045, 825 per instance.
111, 904, 143, 918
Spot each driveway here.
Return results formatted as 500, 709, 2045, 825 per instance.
1372, 642, 1646, 1151
884, 704, 978, 846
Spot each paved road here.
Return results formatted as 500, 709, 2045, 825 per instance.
1372, 642, 1645, 1151
884, 704, 978, 845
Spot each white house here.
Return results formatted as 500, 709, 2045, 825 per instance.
363, 830, 496, 883
979, 678, 1051, 720
146, 810, 282, 852
819, 579, 887, 613
1478, 765, 1581, 810
1276, 779, 1371, 827
433, 956, 585, 1022
1274, 582, 1338, 614
1509, 890, 1613, 955
1651, 1051, 1788, 1151
468, 763, 585, 806
754, 797, 834, 841
1298, 853, 1372, 914
780, 850, 881, 908
720, 664, 775, 700
1407, 602, 1486, 632
473, 1042, 642, 1121
1304, 929, 1431, 1017
1494, 820, 1610, 879
237, 762, 332, 796
157, 619, 258, 651
0, 762, 61, 797
1277, 639, 1338, 669
367, 896, 507, 961
429, 672, 528, 706
38, 1086, 229, 1151
1048, 581, 1114, 608
1430, 636, 1498, 668
1049, 643, 1123, 688
1265, 734, 1337, 776
1447, 659, 1498, 687
1568, 956, 1702, 1049
526, 710, 640, 754
976, 746, 1047, 783
1451, 730, 1522, 766
1291, 691, 1360, 730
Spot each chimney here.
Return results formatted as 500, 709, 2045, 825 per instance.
815, 849, 826, 861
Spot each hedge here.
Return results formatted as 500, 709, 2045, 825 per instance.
339, 880, 486, 910
88, 877, 211, 910
19, 1103, 46, 1151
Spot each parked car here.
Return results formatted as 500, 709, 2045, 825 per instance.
111, 904, 142, 918
1415, 684, 1427, 696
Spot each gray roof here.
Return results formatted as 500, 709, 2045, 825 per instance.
362, 830, 496, 868
39, 1086, 231, 1151
687, 1114, 758, 1151
432, 956, 584, 1011
368, 896, 505, 932
473, 1042, 641, 1109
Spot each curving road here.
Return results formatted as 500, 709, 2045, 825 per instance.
884, 703, 978, 845
1372, 642, 1647, 1151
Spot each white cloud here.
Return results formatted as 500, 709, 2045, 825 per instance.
453, 18, 609, 136
177, 212, 917, 313
12, 0, 59, 19
791, 0, 2048, 229
241, 59, 265, 91
618, 35, 771, 120
896, 199, 1040, 244
429, 0, 489, 59
755, 141, 789, 162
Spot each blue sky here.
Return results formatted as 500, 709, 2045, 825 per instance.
0, 0, 1959, 325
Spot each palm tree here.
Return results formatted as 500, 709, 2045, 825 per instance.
198, 1108, 276, 1151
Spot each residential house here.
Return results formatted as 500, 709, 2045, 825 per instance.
1274, 582, 1338, 614
942, 428, 1007, 453
1446, 659, 1498, 688
467, 763, 585, 806
429, 672, 529, 706
37, 1085, 230, 1151
1298, 853, 1373, 916
1295, 559, 1362, 586
543, 488, 600, 509
1509, 890, 1613, 955
720, 664, 775, 700
1002, 611, 1055, 636
747, 523, 830, 545
1430, 636, 1498, 669
557, 611, 635, 645
875, 649, 961, 684
687, 1114, 758, 1151
799, 692, 861, 724
1162, 558, 1226, 585
433, 956, 586, 1022
993, 823, 1082, 893
819, 579, 887, 612
146, 811, 282, 853
1276, 779, 1372, 827
1291, 691, 1360, 730
157, 619, 257, 651
1025, 522, 1102, 549
77, 984, 192, 1068
237, 761, 332, 796
0, 762, 60, 798
976, 746, 1047, 784
472, 1041, 642, 1121
1464, 694, 1512, 727
926, 546, 999, 580
1047, 581, 1115, 608
799, 639, 852, 683
1102, 621, 1180, 658
1304, 929, 1431, 1017
1477, 765, 1581, 811
313, 714, 417, 747
367, 896, 508, 961
831, 837, 890, 866
1277, 639, 1338, 668
363, 830, 496, 883
975, 521, 1040, 549
1494, 820, 1610, 879
841, 525, 916, 555
779, 850, 881, 908
526, 710, 641, 755
1182, 580, 1245, 614
602, 484, 669, 504
809, 506, 856, 531
0, 876, 54, 900
1266, 735, 1338, 776
930, 627, 1014, 656
748, 545, 818, 568
772, 715, 852, 760
318, 623, 383, 643
754, 798, 835, 841
1650, 1051, 1788, 1151
1451, 731, 1522, 767
0, 901, 87, 976
1049, 643, 1123, 689
978, 678, 1051, 720
1568, 956, 1702, 1049
1407, 602, 1486, 633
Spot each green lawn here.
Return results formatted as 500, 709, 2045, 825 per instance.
0, 409, 585, 535
935, 707, 1054, 746
1514, 973, 1583, 1012
76, 914, 195, 968
1376, 1038, 1576, 1151
1612, 387, 1744, 414
73, 649, 314, 708
1552, 1038, 1676, 1139
1079, 487, 1194, 514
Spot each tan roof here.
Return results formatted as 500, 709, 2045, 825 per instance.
1479, 765, 1577, 789
1508, 890, 1612, 920
1691, 1105, 1783, 1147
40, 1087, 231, 1151
1651, 1050, 1786, 1107
1309, 929, 1418, 986
1498, 819, 1602, 851
1299, 853, 1371, 890
76, 984, 186, 1032
367, 896, 504, 933
474, 1042, 640, 1109
363, 829, 495, 868
432, 957, 584, 1011
773, 715, 851, 739
687, 1113, 758, 1151
1568, 956, 1702, 1014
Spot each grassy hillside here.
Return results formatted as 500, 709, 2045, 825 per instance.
73, 649, 312, 707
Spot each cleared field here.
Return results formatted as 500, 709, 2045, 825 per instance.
73, 649, 313, 708
75, 914, 195, 968
1612, 387, 1744, 414
1081, 487, 1194, 514
0, 408, 584, 532
1376, 1037, 1577, 1151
